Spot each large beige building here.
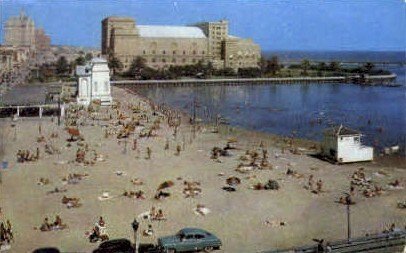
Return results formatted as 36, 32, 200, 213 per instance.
102, 16, 260, 71
4, 11, 51, 51
4, 11, 36, 48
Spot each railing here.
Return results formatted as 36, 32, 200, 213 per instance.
261, 230, 406, 253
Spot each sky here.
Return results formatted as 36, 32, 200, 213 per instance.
1, 0, 405, 51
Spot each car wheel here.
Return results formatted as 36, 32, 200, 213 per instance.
204, 246, 214, 252
166, 249, 176, 253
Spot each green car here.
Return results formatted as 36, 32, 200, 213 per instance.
158, 228, 222, 253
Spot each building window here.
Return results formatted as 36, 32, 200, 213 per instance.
182, 58, 186, 63
192, 59, 196, 63
202, 50, 205, 55
143, 50, 146, 55
152, 50, 156, 54
163, 50, 166, 55
172, 58, 176, 63
192, 50, 196, 55
173, 50, 176, 55
183, 50, 186, 55
152, 58, 156, 63
162, 58, 166, 63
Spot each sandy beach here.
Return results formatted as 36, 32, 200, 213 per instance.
0, 86, 405, 253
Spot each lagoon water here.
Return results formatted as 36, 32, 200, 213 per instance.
136, 65, 406, 153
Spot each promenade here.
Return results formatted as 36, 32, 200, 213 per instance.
112, 74, 397, 87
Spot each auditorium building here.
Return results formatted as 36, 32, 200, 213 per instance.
101, 16, 261, 71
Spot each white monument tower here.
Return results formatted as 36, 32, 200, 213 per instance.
76, 58, 113, 106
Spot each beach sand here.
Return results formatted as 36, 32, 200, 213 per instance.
0, 86, 404, 252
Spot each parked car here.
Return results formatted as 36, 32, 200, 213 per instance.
158, 228, 222, 252
93, 238, 134, 253
32, 248, 60, 253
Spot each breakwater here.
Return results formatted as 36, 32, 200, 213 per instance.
112, 74, 396, 87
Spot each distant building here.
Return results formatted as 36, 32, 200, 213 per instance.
35, 28, 51, 52
4, 11, 51, 52
76, 58, 113, 106
101, 16, 261, 71
321, 125, 373, 163
0, 46, 31, 73
4, 11, 36, 48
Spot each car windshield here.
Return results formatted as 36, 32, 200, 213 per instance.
176, 232, 185, 238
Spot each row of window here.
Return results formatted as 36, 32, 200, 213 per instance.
143, 50, 205, 55
149, 58, 199, 63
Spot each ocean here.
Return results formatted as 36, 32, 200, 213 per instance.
135, 51, 405, 154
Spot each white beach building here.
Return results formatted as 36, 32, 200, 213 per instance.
321, 125, 373, 163
76, 58, 112, 106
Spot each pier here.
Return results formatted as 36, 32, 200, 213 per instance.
112, 74, 397, 87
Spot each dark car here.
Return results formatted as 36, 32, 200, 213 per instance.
32, 248, 61, 253
93, 239, 134, 253
158, 228, 222, 252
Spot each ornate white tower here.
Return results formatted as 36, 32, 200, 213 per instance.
76, 58, 113, 106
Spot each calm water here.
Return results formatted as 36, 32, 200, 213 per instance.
135, 65, 406, 153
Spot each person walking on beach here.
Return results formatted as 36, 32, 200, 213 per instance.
176, 144, 181, 156
316, 179, 323, 193
146, 147, 151, 160
132, 138, 137, 151
308, 174, 314, 191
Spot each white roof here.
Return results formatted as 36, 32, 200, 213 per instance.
91, 57, 107, 63
137, 25, 206, 38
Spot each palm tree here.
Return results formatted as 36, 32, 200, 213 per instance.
127, 57, 147, 78
108, 57, 123, 77
301, 59, 311, 76
85, 53, 93, 61
56, 56, 69, 75
267, 56, 280, 76
363, 62, 375, 73
329, 61, 341, 72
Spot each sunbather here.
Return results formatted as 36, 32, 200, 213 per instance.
39, 217, 51, 231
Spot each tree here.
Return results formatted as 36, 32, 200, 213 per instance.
127, 57, 147, 78
74, 56, 86, 66
85, 52, 93, 61
329, 61, 341, 72
317, 62, 327, 71
300, 59, 311, 76
238, 67, 261, 78
55, 56, 69, 75
108, 57, 123, 76
266, 56, 280, 76
363, 62, 375, 73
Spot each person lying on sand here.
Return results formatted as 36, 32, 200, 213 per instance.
154, 191, 171, 200
39, 217, 51, 232
151, 209, 166, 221
62, 196, 81, 208
47, 187, 67, 194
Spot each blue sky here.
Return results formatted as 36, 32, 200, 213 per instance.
1, 0, 405, 51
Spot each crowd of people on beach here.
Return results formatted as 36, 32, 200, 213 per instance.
2, 86, 404, 252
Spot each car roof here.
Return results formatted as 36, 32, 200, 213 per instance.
99, 238, 132, 248
179, 228, 210, 235
32, 248, 60, 253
